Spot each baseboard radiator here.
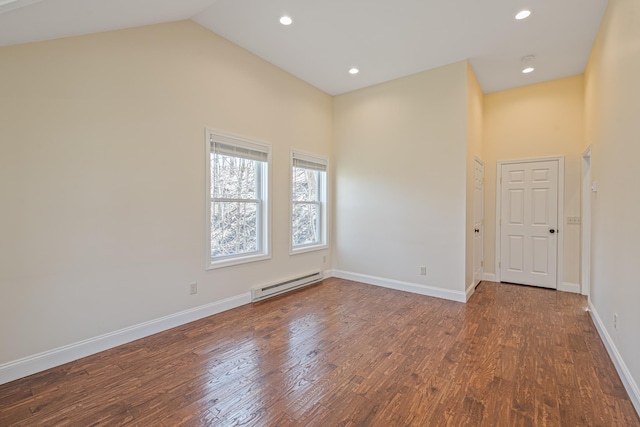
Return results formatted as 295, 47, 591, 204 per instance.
251, 272, 324, 302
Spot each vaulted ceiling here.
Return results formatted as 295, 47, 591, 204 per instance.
0, 0, 608, 95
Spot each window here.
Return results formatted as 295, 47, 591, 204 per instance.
206, 130, 270, 269
291, 151, 328, 253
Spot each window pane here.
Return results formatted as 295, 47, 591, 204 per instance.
211, 201, 258, 257
292, 203, 319, 246
212, 153, 258, 199
292, 167, 319, 201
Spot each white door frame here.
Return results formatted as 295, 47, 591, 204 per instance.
581, 146, 592, 297
495, 156, 565, 287
474, 156, 485, 287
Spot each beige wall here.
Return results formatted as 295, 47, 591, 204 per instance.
0, 21, 332, 364
482, 75, 585, 286
465, 63, 484, 291
585, 0, 640, 402
333, 61, 468, 294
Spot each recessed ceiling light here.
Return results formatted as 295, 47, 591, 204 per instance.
349, 68, 359, 75
515, 10, 532, 20
279, 16, 292, 26
522, 67, 535, 74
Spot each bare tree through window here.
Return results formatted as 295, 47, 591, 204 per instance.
292, 166, 320, 246
211, 154, 262, 257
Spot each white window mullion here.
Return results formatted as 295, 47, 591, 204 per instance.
214, 198, 260, 204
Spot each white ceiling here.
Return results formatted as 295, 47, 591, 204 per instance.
0, 0, 608, 95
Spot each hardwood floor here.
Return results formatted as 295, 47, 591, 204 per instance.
1, 279, 638, 426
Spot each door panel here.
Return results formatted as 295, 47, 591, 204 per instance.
500, 160, 558, 289
532, 189, 549, 224
508, 189, 524, 224
507, 235, 524, 272
532, 237, 549, 273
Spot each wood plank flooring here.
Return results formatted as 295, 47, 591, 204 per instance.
1, 279, 638, 426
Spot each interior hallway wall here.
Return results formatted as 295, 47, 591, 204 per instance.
584, 0, 640, 409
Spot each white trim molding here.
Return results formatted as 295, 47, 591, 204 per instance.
581, 146, 593, 298
323, 269, 337, 278
0, 293, 251, 385
589, 301, 640, 415
482, 272, 497, 282
558, 282, 581, 294
332, 270, 467, 303
466, 282, 477, 301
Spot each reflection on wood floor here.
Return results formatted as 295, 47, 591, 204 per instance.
1, 278, 638, 426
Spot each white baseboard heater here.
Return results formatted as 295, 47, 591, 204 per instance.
251, 272, 324, 302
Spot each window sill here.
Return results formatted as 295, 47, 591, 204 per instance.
206, 253, 271, 270
290, 244, 328, 256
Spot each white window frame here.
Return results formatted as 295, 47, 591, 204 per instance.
205, 129, 271, 269
290, 150, 329, 255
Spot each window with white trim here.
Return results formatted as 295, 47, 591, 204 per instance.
206, 130, 270, 269
291, 151, 328, 253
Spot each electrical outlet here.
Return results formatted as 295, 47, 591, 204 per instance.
567, 216, 581, 225
323, 255, 327, 264
190, 282, 198, 295
614, 313, 617, 329
420, 266, 427, 276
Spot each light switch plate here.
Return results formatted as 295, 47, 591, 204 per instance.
567, 217, 581, 225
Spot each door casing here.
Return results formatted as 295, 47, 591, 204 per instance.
495, 156, 564, 287
581, 146, 592, 298
473, 157, 484, 288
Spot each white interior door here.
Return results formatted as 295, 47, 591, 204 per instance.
473, 159, 484, 287
500, 160, 559, 289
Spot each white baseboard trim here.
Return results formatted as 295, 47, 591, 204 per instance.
558, 282, 581, 294
466, 282, 477, 301
481, 272, 497, 282
0, 293, 251, 386
323, 269, 337, 279
332, 270, 466, 303
588, 301, 640, 416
